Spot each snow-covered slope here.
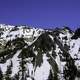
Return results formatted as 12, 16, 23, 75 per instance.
0, 24, 80, 80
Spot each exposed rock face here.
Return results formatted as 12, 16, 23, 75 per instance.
0, 24, 80, 80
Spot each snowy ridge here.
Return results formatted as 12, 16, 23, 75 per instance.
0, 24, 80, 80
0, 24, 44, 45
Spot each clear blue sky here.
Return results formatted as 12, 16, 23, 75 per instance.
0, 0, 80, 29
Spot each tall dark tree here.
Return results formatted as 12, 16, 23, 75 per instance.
48, 70, 54, 80
19, 49, 27, 80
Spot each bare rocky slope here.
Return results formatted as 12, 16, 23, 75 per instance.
0, 24, 80, 80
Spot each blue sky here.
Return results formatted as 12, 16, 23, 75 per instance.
0, 0, 80, 30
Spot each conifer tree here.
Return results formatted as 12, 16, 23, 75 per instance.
19, 49, 27, 80
48, 70, 54, 80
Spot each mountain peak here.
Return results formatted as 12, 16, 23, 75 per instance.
0, 24, 80, 80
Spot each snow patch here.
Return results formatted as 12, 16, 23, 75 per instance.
34, 54, 50, 80
11, 50, 22, 77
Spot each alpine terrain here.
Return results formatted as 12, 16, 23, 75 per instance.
0, 24, 80, 80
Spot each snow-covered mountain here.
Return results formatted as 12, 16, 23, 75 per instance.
0, 24, 80, 80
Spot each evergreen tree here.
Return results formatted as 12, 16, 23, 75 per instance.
19, 49, 27, 80
48, 70, 54, 80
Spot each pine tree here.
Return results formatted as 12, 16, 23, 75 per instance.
48, 70, 54, 80
19, 49, 27, 80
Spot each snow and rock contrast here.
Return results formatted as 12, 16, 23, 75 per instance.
0, 24, 80, 80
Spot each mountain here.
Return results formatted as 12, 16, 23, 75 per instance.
0, 24, 80, 80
